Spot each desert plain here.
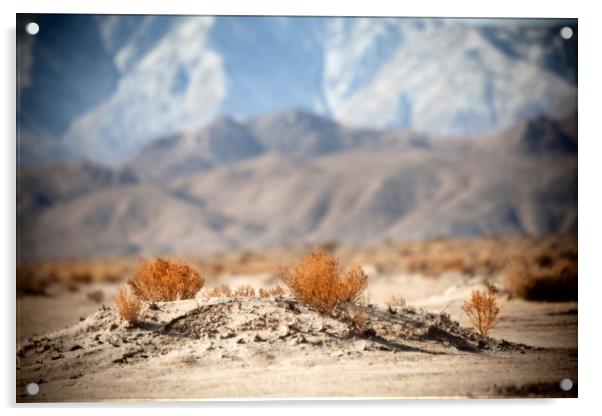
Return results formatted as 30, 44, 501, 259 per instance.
16, 237, 578, 401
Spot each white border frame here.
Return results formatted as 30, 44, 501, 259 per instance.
3, 0, 600, 414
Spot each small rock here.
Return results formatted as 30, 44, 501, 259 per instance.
254, 334, 267, 343
236, 337, 246, 344
361, 328, 376, 337
109, 323, 118, 331
220, 331, 235, 339
69, 344, 83, 351
113, 347, 144, 364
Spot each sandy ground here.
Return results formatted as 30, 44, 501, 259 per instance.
16, 270, 577, 401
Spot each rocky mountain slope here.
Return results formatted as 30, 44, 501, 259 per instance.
18, 111, 577, 259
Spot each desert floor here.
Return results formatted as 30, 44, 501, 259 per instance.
16, 269, 577, 401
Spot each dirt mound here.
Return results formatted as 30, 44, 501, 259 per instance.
17, 296, 532, 398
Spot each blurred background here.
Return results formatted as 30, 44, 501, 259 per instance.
16, 15, 577, 342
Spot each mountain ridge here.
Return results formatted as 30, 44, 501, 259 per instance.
18, 110, 577, 259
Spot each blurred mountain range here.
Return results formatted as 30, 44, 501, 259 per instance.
17, 15, 577, 165
18, 110, 577, 259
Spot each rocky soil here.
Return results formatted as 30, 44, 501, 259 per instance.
16, 295, 576, 401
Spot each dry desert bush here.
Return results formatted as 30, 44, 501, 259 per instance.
462, 283, 500, 336
277, 249, 367, 314
115, 285, 141, 326
504, 257, 577, 301
128, 258, 204, 301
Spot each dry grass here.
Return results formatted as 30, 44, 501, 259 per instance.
115, 286, 141, 326
395, 235, 576, 279
462, 283, 500, 336
258, 285, 286, 298
128, 258, 204, 302
269, 285, 286, 297
341, 303, 369, 335
278, 249, 368, 314
71, 271, 94, 284
233, 285, 256, 297
504, 257, 577, 302
207, 284, 233, 297
386, 295, 407, 308
16, 235, 575, 297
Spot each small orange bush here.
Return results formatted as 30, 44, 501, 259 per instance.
128, 258, 204, 302
278, 249, 367, 314
115, 286, 141, 326
462, 283, 500, 336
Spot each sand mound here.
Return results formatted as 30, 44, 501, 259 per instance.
17, 296, 530, 394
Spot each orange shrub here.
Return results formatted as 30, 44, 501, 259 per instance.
128, 258, 204, 302
115, 286, 141, 326
462, 283, 500, 336
278, 249, 367, 314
